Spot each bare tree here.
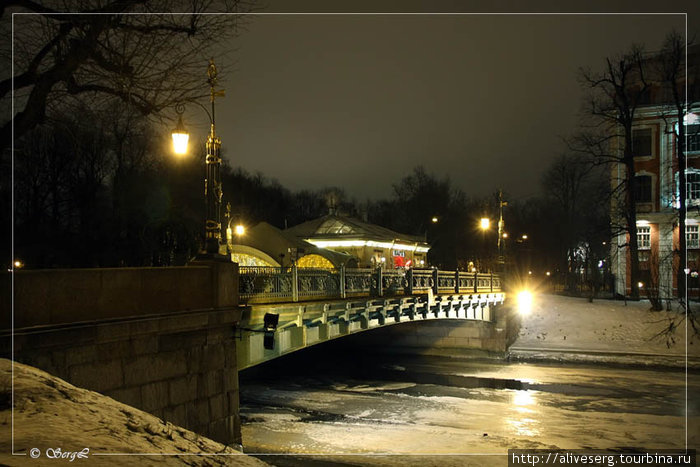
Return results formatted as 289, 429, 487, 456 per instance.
656, 31, 700, 301
541, 154, 609, 298
0, 0, 254, 153
572, 45, 650, 300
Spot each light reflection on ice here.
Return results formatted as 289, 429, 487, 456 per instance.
513, 390, 535, 406
507, 390, 541, 436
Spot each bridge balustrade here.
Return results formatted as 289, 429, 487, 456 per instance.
240, 266, 502, 304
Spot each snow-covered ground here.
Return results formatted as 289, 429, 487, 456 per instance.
0, 359, 268, 466
510, 294, 700, 367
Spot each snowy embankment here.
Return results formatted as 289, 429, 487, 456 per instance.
0, 359, 268, 466
510, 294, 700, 368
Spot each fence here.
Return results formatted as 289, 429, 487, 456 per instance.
239, 266, 501, 303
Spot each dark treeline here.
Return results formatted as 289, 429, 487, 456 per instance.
5, 101, 608, 273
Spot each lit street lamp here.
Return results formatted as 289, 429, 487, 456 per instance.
480, 218, 490, 230
172, 59, 226, 256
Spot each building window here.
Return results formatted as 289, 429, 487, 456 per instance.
637, 225, 651, 250
632, 128, 652, 157
687, 172, 700, 202
687, 225, 700, 249
687, 124, 700, 153
634, 175, 652, 203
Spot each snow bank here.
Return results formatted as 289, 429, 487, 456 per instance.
510, 294, 700, 367
0, 359, 268, 466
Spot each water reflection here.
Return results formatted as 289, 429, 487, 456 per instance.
507, 390, 541, 436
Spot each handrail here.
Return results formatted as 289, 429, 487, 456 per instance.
239, 266, 502, 304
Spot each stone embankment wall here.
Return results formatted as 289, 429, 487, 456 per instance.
0, 260, 242, 445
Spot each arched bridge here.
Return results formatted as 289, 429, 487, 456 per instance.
3, 262, 508, 447
237, 266, 506, 369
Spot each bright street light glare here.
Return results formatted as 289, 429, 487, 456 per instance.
480, 218, 490, 230
172, 132, 189, 155
517, 290, 533, 315
234, 224, 245, 236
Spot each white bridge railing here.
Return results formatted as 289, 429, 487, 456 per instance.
239, 266, 501, 304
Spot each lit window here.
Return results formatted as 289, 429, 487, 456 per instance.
632, 128, 652, 157
687, 124, 700, 153
634, 175, 652, 203
637, 225, 651, 250
687, 225, 700, 249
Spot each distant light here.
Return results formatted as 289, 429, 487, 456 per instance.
471, 267, 477, 272
502, 233, 509, 238
419, 260, 425, 265
545, 271, 551, 276
638, 282, 644, 289
431, 216, 439, 223
522, 234, 528, 240
480, 218, 490, 230
517, 291, 533, 315
381, 257, 386, 263
234, 224, 245, 236
13, 260, 23, 269
602, 241, 607, 246
528, 271, 532, 275
598, 260, 604, 268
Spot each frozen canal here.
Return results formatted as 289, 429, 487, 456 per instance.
239, 348, 699, 466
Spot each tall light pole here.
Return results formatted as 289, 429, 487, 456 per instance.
497, 189, 507, 272
172, 59, 226, 257
204, 59, 224, 255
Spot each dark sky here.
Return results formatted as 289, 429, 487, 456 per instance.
208, 1, 699, 201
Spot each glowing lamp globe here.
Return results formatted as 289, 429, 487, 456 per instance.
171, 114, 189, 155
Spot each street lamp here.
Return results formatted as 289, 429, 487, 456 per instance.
171, 59, 226, 256
480, 218, 490, 230
171, 112, 189, 155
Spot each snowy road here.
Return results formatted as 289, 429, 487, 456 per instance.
239, 353, 699, 466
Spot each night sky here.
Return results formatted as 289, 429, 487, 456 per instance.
204, 2, 699, 201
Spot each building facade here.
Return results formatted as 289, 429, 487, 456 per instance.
610, 47, 699, 298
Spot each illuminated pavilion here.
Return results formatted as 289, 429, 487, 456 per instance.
284, 214, 430, 269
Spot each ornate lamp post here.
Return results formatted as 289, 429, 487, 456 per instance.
497, 189, 507, 272
172, 59, 226, 256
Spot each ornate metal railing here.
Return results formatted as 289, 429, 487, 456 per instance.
297, 268, 340, 300
240, 266, 502, 304
239, 266, 293, 301
344, 267, 374, 296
